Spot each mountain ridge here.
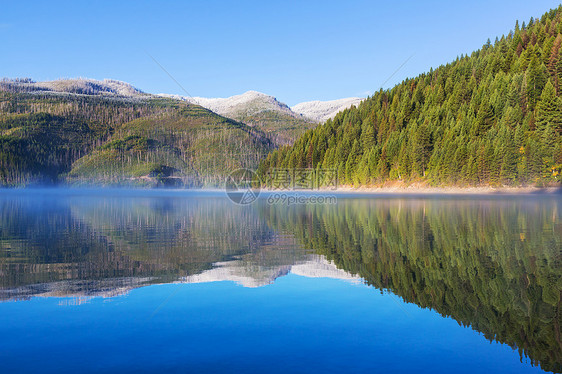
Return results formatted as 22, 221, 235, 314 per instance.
1, 77, 361, 148
1, 77, 363, 123
159, 90, 363, 123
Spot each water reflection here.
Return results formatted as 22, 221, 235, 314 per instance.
0, 192, 355, 300
264, 198, 562, 373
0, 191, 560, 372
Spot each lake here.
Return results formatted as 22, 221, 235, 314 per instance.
0, 189, 560, 373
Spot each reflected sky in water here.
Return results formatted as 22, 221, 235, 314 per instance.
0, 189, 559, 373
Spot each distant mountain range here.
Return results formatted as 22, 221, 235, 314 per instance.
3, 77, 363, 124
162, 90, 315, 145
162, 90, 363, 123
0, 77, 362, 186
162, 90, 363, 144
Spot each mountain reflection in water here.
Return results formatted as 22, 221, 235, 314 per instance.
0, 191, 560, 372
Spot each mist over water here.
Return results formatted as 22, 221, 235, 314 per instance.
0, 189, 560, 373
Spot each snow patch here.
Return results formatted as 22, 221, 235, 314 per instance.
159, 90, 299, 119
1, 77, 145, 97
292, 97, 364, 122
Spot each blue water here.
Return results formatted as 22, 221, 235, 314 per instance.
0, 276, 544, 374
0, 189, 559, 373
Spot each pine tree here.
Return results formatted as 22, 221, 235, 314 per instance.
526, 54, 549, 110
499, 126, 518, 183
360, 120, 376, 151
344, 139, 360, 184
535, 80, 562, 132
547, 34, 562, 90
412, 123, 432, 176
474, 101, 495, 136
556, 47, 562, 94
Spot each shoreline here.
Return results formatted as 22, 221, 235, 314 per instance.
262, 185, 562, 195
0, 185, 560, 197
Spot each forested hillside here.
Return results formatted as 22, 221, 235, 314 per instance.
258, 7, 562, 187
0, 83, 273, 186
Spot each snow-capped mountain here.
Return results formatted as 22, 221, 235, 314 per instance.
3, 77, 364, 144
163, 90, 364, 123
193, 91, 298, 119
160, 90, 319, 145
161, 90, 301, 121
291, 97, 364, 123
4, 77, 363, 124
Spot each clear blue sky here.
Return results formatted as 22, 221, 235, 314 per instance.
1, 0, 561, 105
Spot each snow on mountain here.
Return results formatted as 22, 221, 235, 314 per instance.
37, 78, 144, 96
292, 97, 364, 123
1, 77, 145, 97
161, 91, 364, 124
3, 77, 363, 124
160, 90, 301, 120
4, 77, 362, 123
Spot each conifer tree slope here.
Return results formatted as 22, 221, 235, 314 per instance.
0, 89, 273, 187
258, 7, 562, 187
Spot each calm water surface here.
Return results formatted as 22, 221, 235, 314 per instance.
0, 189, 560, 373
